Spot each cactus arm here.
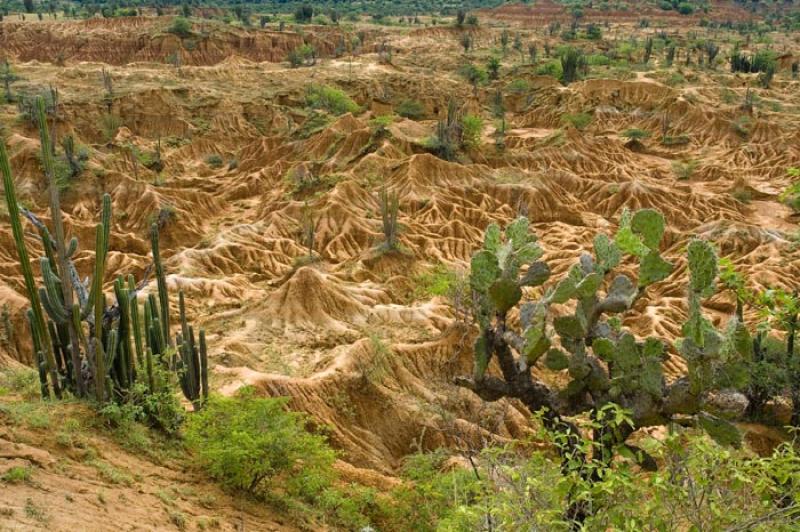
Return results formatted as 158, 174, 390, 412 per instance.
199, 329, 208, 404
94, 337, 106, 403
128, 276, 144, 370
151, 223, 171, 347
1, 140, 62, 398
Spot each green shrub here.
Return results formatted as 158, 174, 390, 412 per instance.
460, 114, 483, 150
168, 17, 193, 38
396, 99, 425, 120
780, 168, 800, 212
621, 128, 650, 140
561, 112, 592, 130
305, 85, 360, 116
536, 60, 563, 79
185, 387, 336, 499
671, 159, 698, 180
204, 154, 223, 168
506, 78, 530, 93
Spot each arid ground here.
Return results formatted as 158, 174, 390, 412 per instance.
1, 3, 800, 529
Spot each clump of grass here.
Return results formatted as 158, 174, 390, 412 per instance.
1, 466, 32, 484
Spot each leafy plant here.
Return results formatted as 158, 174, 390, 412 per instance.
305, 85, 360, 116
185, 387, 336, 499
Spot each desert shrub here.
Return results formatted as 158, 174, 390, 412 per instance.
460, 114, 483, 150
459, 63, 488, 93
1, 465, 32, 484
561, 112, 592, 130
585, 23, 602, 40
677, 2, 694, 15
204, 154, 223, 168
536, 60, 563, 79
100, 113, 121, 142
506, 78, 530, 93
294, 4, 313, 23
185, 387, 336, 499
732, 115, 752, 138
560, 47, 586, 84
672, 159, 699, 179
168, 17, 192, 38
780, 168, 800, 212
288, 44, 316, 68
396, 99, 425, 120
586, 54, 610, 66
305, 85, 360, 116
621, 128, 650, 140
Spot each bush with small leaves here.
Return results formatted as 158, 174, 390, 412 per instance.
185, 387, 336, 499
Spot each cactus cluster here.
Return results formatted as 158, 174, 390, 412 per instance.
459, 207, 753, 455
1, 96, 208, 412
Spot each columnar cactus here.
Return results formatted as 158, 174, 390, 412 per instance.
1, 96, 211, 416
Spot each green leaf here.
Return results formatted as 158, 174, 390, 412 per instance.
470, 250, 501, 293
631, 209, 665, 250
698, 413, 742, 448
544, 348, 569, 371
639, 250, 673, 287
483, 223, 502, 253
488, 277, 522, 315
520, 261, 550, 287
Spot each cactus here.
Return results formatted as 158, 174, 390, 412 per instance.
2, 102, 210, 419
379, 188, 399, 251
456, 208, 752, 510
176, 290, 208, 410
1, 135, 61, 398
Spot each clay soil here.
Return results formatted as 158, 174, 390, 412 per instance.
1, 7, 799, 529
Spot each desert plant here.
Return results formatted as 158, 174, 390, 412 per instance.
460, 114, 483, 150
204, 154, 223, 168
294, 4, 313, 23
396, 99, 425, 120
460, 33, 472, 54
185, 387, 336, 497
672, 159, 699, 179
1, 97, 207, 417
456, 210, 755, 523
621, 128, 650, 141
168, 17, 192, 38
560, 47, 585, 85
561, 112, 592, 130
459, 63, 488, 96
643, 38, 654, 64
379, 188, 399, 251
305, 85, 359, 116
486, 56, 501, 80
1, 60, 18, 103
427, 99, 462, 162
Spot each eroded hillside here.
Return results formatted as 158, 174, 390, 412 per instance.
1, 9, 799, 516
